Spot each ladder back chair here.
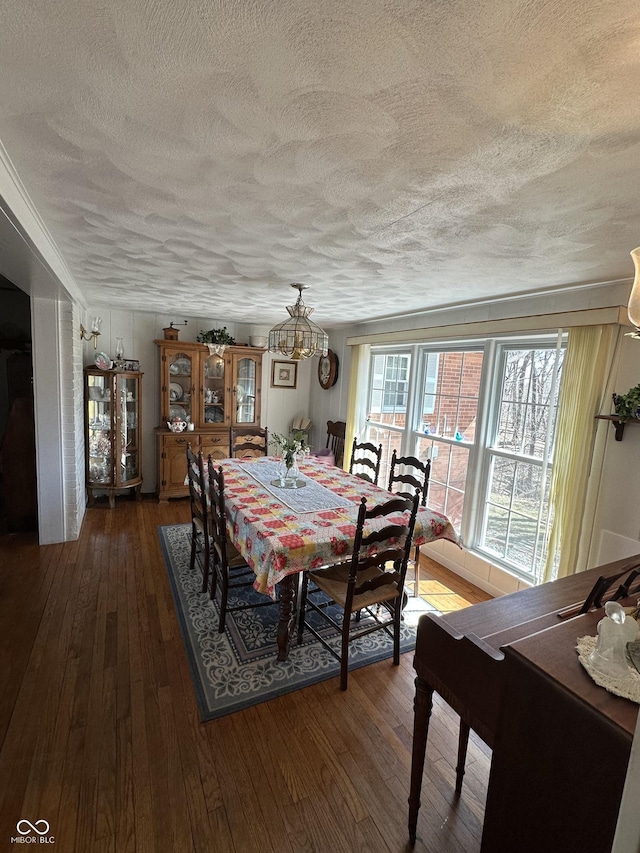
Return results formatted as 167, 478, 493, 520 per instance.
297, 490, 420, 690
325, 420, 346, 467
387, 449, 431, 596
186, 443, 211, 594
231, 426, 269, 458
349, 438, 383, 485
207, 457, 274, 632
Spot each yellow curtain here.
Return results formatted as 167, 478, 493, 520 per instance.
542, 324, 622, 582
344, 344, 369, 471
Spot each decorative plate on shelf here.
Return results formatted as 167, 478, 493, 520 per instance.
95, 351, 112, 370
169, 405, 187, 420
170, 357, 191, 375
169, 382, 183, 401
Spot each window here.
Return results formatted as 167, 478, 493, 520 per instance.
415, 349, 483, 531
364, 336, 565, 581
480, 344, 564, 577
369, 353, 410, 419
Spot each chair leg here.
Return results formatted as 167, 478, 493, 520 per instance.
218, 569, 229, 633
201, 545, 209, 594
455, 721, 471, 796
297, 574, 309, 644
209, 556, 218, 600
393, 597, 401, 666
413, 544, 421, 597
340, 618, 350, 691
189, 524, 197, 572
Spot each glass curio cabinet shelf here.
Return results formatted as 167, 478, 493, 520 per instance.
84, 367, 143, 508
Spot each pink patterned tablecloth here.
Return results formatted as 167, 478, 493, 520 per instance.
219, 456, 461, 598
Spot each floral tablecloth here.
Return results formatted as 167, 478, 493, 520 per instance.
219, 456, 461, 598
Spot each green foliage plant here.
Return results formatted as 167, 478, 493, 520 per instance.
197, 326, 235, 345
612, 383, 640, 422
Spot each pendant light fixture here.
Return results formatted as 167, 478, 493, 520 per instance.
268, 283, 329, 360
628, 248, 640, 339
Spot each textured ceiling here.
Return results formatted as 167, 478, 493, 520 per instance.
1, 0, 640, 326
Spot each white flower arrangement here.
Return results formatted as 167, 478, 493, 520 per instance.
269, 432, 307, 468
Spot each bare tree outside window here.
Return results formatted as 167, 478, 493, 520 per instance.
483, 346, 564, 576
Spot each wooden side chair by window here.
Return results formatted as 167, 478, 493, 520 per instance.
186, 443, 211, 594
387, 449, 431, 596
349, 438, 383, 485
326, 420, 346, 467
230, 426, 269, 458
297, 490, 420, 690
207, 457, 274, 632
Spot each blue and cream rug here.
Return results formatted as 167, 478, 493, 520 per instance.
159, 524, 437, 721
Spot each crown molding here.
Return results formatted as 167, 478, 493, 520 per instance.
0, 141, 86, 305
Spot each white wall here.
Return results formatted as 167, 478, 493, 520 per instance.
307, 326, 352, 451
592, 332, 640, 561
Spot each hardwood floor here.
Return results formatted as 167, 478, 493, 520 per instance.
0, 497, 491, 852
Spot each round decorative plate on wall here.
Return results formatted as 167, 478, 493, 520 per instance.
318, 349, 339, 389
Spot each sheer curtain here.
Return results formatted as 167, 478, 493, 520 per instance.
542, 324, 623, 582
344, 344, 369, 471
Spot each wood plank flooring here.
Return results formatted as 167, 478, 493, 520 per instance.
0, 497, 492, 852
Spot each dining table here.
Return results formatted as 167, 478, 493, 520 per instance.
215, 455, 462, 661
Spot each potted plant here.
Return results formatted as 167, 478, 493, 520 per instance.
197, 326, 236, 346
612, 383, 640, 422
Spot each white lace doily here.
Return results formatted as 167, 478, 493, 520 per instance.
576, 636, 640, 704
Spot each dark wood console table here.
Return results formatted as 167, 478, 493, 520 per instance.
481, 611, 637, 853
408, 554, 640, 847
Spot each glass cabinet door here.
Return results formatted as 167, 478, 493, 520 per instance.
167, 350, 193, 425
203, 351, 226, 425
87, 372, 113, 484
119, 375, 139, 484
234, 355, 257, 425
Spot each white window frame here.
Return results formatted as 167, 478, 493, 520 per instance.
365, 332, 565, 582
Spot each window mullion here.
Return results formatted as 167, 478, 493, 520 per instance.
463, 339, 495, 546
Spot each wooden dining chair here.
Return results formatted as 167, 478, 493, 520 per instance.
207, 457, 274, 632
186, 443, 211, 594
387, 449, 431, 596
326, 420, 346, 467
297, 490, 420, 690
349, 438, 383, 485
231, 426, 268, 458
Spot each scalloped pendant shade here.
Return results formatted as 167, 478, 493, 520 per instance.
268, 284, 329, 361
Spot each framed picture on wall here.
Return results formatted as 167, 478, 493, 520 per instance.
271, 360, 297, 389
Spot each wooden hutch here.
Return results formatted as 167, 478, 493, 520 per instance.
155, 340, 264, 500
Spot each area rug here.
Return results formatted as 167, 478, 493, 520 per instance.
159, 524, 437, 721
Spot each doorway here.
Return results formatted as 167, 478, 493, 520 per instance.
0, 275, 36, 533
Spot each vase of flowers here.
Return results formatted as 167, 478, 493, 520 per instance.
270, 432, 307, 487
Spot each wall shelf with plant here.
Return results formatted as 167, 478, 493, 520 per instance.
595, 384, 640, 440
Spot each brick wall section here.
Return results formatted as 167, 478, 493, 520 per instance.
368, 350, 484, 530
60, 301, 85, 539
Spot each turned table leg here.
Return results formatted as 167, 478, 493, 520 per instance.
276, 574, 297, 662
408, 674, 434, 844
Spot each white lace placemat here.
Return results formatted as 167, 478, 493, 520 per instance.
576, 635, 640, 704
243, 459, 353, 513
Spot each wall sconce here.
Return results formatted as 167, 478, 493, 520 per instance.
628, 249, 640, 339
80, 317, 102, 348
